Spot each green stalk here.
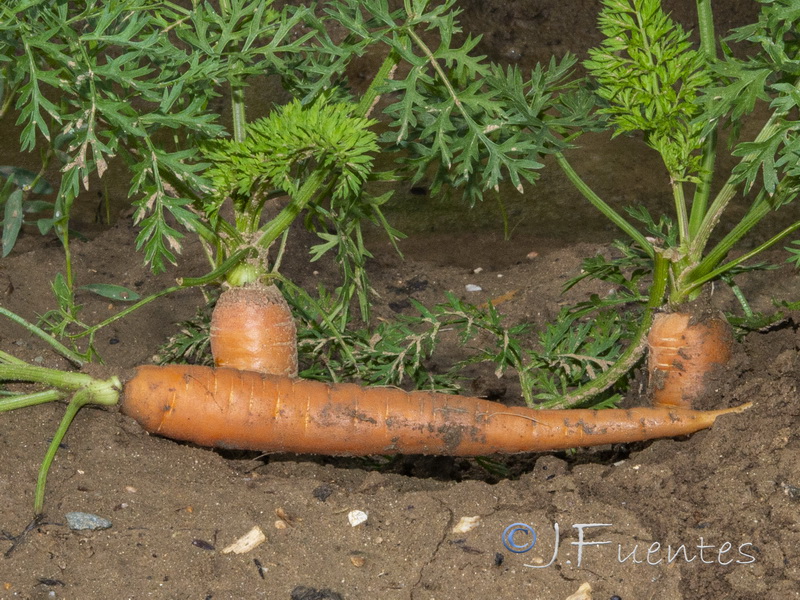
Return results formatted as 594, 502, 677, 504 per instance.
0, 363, 100, 391
0, 360, 121, 515
547, 251, 669, 408
178, 247, 253, 287
0, 306, 85, 366
727, 279, 754, 318
74, 247, 255, 339
34, 380, 120, 515
690, 192, 772, 282
688, 0, 719, 238
555, 152, 654, 257
691, 112, 785, 258
230, 85, 247, 144
695, 0, 717, 58
0, 248, 253, 363
354, 48, 401, 119
672, 179, 690, 248
0, 349, 28, 365
216, 0, 247, 145
0, 390, 64, 412
683, 218, 800, 297
253, 169, 329, 250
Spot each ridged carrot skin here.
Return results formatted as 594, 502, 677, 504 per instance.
647, 312, 732, 409
120, 365, 749, 456
210, 284, 298, 377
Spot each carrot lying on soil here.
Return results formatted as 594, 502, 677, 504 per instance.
120, 364, 750, 456
647, 311, 733, 409
210, 283, 298, 377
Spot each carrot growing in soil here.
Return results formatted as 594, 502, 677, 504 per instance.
647, 311, 733, 409
210, 283, 298, 377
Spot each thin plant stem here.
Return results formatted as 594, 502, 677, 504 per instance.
277, 275, 359, 371
253, 169, 329, 250
0, 363, 98, 390
0, 361, 119, 516
691, 112, 785, 258
689, 0, 718, 238
672, 179, 690, 248
555, 152, 654, 257
726, 279, 754, 318
218, 0, 248, 143
0, 349, 29, 366
688, 182, 789, 288
495, 190, 511, 241
0, 306, 85, 366
33, 388, 99, 515
0, 390, 64, 412
230, 85, 247, 144
684, 218, 800, 297
546, 251, 669, 408
76, 247, 256, 340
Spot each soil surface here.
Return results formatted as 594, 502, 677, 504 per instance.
2, 2, 800, 599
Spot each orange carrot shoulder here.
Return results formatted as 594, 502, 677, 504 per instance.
647, 311, 732, 409
210, 283, 298, 377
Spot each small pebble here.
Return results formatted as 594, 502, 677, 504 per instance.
347, 510, 368, 527
221, 526, 266, 554
312, 484, 333, 502
526, 251, 539, 260
465, 284, 482, 292
782, 482, 800, 499
191, 539, 215, 551
349, 553, 366, 567
452, 516, 481, 534
564, 582, 592, 600
473, 267, 483, 274
65, 512, 112, 531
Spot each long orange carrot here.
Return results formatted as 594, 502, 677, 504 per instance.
120, 365, 749, 456
210, 284, 298, 377
647, 311, 732, 409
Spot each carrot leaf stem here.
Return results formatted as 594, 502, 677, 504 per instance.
0, 306, 86, 367
689, 111, 785, 260
178, 248, 255, 288
0, 390, 65, 412
687, 0, 718, 239
554, 152, 654, 257
0, 363, 110, 393
684, 217, 800, 297
0, 349, 29, 366
546, 251, 669, 408
0, 365, 121, 515
253, 169, 329, 251
672, 179, 690, 250
33, 388, 90, 515
353, 47, 401, 119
